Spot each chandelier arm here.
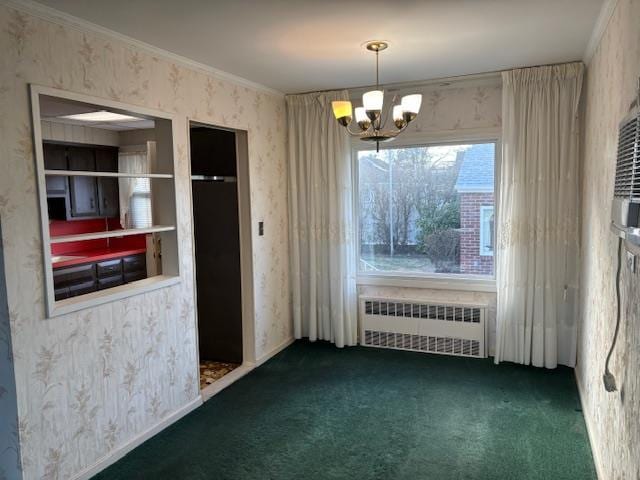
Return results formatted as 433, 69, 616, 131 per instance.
375, 123, 410, 138
344, 123, 371, 137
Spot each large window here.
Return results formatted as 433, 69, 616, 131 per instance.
357, 141, 496, 278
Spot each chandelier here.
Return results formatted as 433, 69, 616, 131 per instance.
331, 41, 422, 150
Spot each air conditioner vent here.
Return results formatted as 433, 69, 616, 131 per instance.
363, 330, 481, 357
613, 114, 640, 198
364, 300, 481, 323
360, 297, 487, 358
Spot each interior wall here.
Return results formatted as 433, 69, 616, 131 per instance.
350, 77, 502, 353
118, 128, 156, 146
578, 0, 640, 478
40, 119, 120, 146
0, 4, 291, 479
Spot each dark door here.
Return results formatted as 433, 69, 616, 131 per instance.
192, 181, 242, 363
191, 127, 242, 364
43, 143, 68, 196
68, 147, 98, 217
190, 127, 237, 177
95, 148, 119, 218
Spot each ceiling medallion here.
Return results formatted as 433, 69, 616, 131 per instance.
331, 41, 422, 151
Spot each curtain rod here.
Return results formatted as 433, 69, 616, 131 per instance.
289, 59, 583, 97
290, 71, 501, 96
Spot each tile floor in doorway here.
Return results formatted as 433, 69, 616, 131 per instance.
199, 360, 240, 389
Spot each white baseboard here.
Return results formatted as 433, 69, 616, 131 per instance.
254, 336, 295, 367
72, 396, 202, 480
574, 369, 605, 480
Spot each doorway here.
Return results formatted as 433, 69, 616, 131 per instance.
189, 122, 254, 398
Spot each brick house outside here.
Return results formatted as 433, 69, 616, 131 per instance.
454, 144, 495, 276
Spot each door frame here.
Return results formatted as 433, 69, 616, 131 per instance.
186, 120, 256, 400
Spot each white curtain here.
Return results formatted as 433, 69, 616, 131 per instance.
118, 145, 152, 229
495, 63, 583, 368
286, 90, 358, 348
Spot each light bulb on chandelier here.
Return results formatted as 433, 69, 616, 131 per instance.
331, 41, 422, 151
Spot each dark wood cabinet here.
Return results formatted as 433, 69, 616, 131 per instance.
96, 258, 122, 278
53, 262, 97, 300
67, 146, 96, 171
69, 176, 99, 217
43, 142, 120, 220
68, 147, 99, 217
123, 253, 147, 283
53, 253, 146, 301
95, 149, 119, 218
95, 149, 118, 172
43, 143, 68, 196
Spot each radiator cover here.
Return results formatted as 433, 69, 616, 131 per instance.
359, 297, 487, 358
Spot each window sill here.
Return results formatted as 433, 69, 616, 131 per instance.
48, 275, 181, 318
356, 273, 496, 293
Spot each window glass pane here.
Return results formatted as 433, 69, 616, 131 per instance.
358, 142, 495, 277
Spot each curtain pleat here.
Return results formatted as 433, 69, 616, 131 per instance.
495, 63, 583, 368
286, 90, 358, 347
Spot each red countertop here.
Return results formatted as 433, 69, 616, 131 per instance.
52, 247, 147, 269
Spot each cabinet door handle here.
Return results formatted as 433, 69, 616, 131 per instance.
90, 198, 95, 209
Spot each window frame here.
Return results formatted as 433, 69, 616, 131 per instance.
31, 85, 182, 318
352, 129, 501, 291
479, 205, 495, 257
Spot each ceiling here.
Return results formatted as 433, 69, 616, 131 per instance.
39, 95, 155, 130
34, 0, 604, 93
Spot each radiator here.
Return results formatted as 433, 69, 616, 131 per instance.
359, 297, 487, 358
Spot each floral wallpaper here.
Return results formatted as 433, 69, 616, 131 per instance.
578, 0, 640, 478
0, 4, 291, 479
402, 81, 502, 134
354, 77, 502, 354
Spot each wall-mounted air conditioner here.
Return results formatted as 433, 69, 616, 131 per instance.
611, 91, 640, 245
605, 79, 640, 393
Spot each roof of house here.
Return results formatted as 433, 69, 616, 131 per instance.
454, 143, 495, 193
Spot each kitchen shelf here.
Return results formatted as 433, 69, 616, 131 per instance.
44, 169, 174, 179
49, 225, 176, 244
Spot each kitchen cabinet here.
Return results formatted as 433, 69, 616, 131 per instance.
123, 253, 147, 283
96, 258, 124, 290
53, 253, 147, 301
95, 149, 119, 218
43, 143, 68, 196
43, 142, 120, 219
53, 262, 97, 300
68, 146, 99, 217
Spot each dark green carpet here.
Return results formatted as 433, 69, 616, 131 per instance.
94, 341, 596, 480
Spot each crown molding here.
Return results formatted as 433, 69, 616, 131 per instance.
2, 0, 284, 97
583, 0, 619, 64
